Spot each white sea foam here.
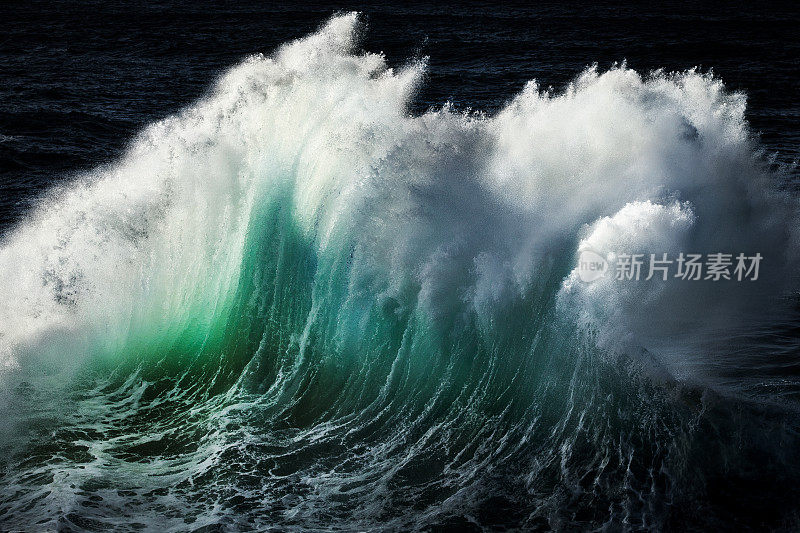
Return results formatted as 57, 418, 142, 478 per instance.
0, 12, 796, 372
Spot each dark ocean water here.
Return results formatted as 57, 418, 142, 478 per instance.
1, 2, 800, 531
2, 1, 799, 233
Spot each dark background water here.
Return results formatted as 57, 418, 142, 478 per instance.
1, 1, 799, 236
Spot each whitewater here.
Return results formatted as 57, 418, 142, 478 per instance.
1, 13, 799, 531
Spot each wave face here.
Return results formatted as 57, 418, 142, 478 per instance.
1, 13, 800, 531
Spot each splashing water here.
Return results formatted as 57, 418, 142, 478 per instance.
1, 13, 799, 531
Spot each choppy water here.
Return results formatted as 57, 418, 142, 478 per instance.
1, 4, 800, 531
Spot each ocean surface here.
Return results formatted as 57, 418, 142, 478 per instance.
1, 2, 800, 531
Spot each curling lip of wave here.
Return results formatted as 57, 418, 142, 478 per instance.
0, 11, 795, 373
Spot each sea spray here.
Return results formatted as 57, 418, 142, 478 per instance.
0, 13, 799, 531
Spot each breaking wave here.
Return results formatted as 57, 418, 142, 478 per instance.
1, 13, 799, 531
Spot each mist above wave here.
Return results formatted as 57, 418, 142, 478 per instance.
0, 12, 795, 375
